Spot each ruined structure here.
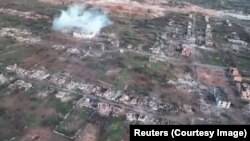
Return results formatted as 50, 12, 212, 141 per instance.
212, 87, 231, 109
230, 67, 243, 83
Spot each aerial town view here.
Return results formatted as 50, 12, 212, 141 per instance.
0, 0, 250, 140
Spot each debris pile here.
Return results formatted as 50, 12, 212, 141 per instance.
55, 91, 72, 102
0, 28, 41, 44
5, 64, 180, 122
8, 80, 32, 91
211, 87, 231, 109
37, 91, 49, 98
6, 64, 49, 80
205, 24, 213, 46
73, 32, 96, 39
29, 68, 50, 80
52, 44, 66, 51
125, 112, 177, 125
0, 8, 49, 20
229, 68, 250, 101
230, 67, 243, 82
181, 45, 191, 57
242, 88, 250, 101
0, 74, 9, 85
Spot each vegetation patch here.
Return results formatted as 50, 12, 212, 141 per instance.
100, 117, 127, 141
49, 95, 73, 115
55, 107, 94, 137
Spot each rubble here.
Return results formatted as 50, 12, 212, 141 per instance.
55, 91, 72, 102
150, 47, 161, 54
138, 114, 148, 123
37, 91, 48, 98
211, 87, 231, 109
137, 97, 148, 106
182, 104, 194, 114
4, 64, 180, 122
111, 106, 125, 117
49, 73, 69, 87
8, 80, 32, 91
97, 102, 111, 116
52, 44, 66, 51
242, 89, 250, 101
205, 15, 209, 22
149, 100, 158, 111
228, 39, 248, 46
130, 97, 138, 105
187, 21, 192, 36
76, 97, 95, 109
126, 112, 137, 122
126, 112, 157, 124
205, 24, 213, 46
66, 81, 81, 90
227, 32, 247, 48
66, 48, 81, 55
6, 64, 50, 80
228, 68, 250, 101
73, 32, 96, 39
127, 44, 133, 49
29, 68, 50, 80
119, 49, 124, 53
229, 67, 243, 83
0, 8, 49, 20
181, 47, 191, 57
78, 83, 94, 93
237, 83, 250, 101
0, 74, 9, 85
5, 64, 167, 116
119, 94, 130, 104
0, 27, 41, 44
102, 89, 114, 100
149, 55, 165, 62
226, 20, 232, 27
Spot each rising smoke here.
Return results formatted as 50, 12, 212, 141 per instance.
52, 4, 112, 34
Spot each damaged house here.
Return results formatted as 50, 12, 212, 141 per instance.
238, 83, 250, 101
229, 67, 243, 83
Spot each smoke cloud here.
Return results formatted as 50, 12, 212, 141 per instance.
52, 4, 112, 34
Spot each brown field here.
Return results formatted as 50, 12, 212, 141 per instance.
20, 127, 69, 141
75, 123, 99, 141
195, 67, 228, 87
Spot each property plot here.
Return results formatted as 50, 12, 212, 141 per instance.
55, 107, 95, 138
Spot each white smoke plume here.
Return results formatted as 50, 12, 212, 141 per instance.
52, 4, 112, 34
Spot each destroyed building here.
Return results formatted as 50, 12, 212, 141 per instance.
8, 80, 32, 91
242, 88, 250, 101
111, 106, 125, 117
229, 67, 243, 83
73, 32, 96, 39
205, 15, 209, 22
97, 102, 112, 116
149, 100, 159, 111
211, 87, 231, 109
181, 44, 191, 57
236, 82, 250, 101
0, 74, 9, 85
205, 24, 213, 46
126, 112, 137, 122
55, 91, 72, 102
226, 20, 232, 27
76, 97, 96, 109
0, 27, 41, 44
29, 68, 50, 80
